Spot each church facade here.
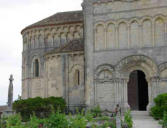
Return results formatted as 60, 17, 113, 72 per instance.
22, 0, 167, 111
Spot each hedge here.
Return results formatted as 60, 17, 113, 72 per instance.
13, 97, 66, 121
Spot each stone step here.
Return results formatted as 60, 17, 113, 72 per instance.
133, 113, 162, 128
131, 111, 149, 117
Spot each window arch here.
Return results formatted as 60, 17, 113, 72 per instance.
33, 59, 39, 77
74, 69, 80, 85
98, 69, 112, 80
95, 24, 105, 50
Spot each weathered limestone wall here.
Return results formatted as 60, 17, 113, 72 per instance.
21, 0, 167, 111
45, 56, 63, 97
22, 22, 83, 99
83, 0, 167, 110
45, 52, 84, 106
95, 16, 166, 50
68, 53, 85, 106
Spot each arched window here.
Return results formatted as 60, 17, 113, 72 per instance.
74, 70, 80, 85
33, 59, 39, 77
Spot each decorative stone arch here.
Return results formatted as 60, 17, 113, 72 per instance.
31, 36, 35, 49
95, 64, 115, 80
51, 28, 56, 34
153, 14, 166, 22
67, 32, 73, 42
158, 62, 167, 78
39, 30, 44, 37
141, 16, 153, 23
129, 19, 141, 48
38, 34, 44, 48
69, 64, 84, 87
153, 15, 166, 46
34, 30, 39, 36
31, 55, 41, 78
34, 35, 39, 49
30, 30, 35, 37
141, 17, 153, 47
62, 26, 68, 32
115, 55, 159, 111
75, 25, 81, 31
117, 18, 128, 24
106, 21, 117, 49
115, 55, 158, 79
69, 25, 75, 32
73, 31, 80, 39
76, 25, 83, 37
60, 32, 67, 45
159, 62, 167, 72
118, 20, 128, 49
94, 22, 106, 50
44, 29, 50, 36
106, 20, 116, 26
94, 21, 106, 29
94, 64, 116, 110
69, 64, 83, 73
23, 35, 28, 51
129, 18, 140, 25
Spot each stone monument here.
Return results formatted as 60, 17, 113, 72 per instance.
8, 75, 13, 108
0, 75, 14, 118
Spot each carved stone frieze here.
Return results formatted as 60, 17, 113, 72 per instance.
115, 55, 158, 78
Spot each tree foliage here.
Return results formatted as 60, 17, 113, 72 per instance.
13, 97, 66, 121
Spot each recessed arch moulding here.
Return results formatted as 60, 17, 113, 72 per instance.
93, 55, 163, 111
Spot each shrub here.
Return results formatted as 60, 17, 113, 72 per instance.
91, 105, 102, 117
6, 114, 24, 128
101, 120, 116, 128
160, 111, 167, 128
0, 116, 7, 128
123, 110, 133, 128
13, 97, 66, 121
68, 113, 87, 128
26, 113, 44, 128
44, 111, 68, 128
95, 116, 110, 121
85, 110, 94, 122
151, 93, 167, 120
151, 106, 163, 120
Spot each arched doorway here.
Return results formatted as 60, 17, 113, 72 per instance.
128, 70, 149, 111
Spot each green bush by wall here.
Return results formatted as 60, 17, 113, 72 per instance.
151, 93, 167, 120
13, 97, 66, 121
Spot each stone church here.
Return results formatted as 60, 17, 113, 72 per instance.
22, 0, 167, 112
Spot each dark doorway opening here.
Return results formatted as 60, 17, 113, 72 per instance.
128, 70, 149, 111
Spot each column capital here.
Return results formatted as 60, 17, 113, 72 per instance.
150, 76, 160, 82
113, 77, 129, 84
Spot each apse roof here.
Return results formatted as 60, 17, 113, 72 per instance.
21, 10, 83, 33
45, 39, 84, 55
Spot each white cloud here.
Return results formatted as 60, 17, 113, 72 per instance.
0, 0, 82, 105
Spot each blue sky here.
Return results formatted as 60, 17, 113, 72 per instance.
0, 0, 82, 105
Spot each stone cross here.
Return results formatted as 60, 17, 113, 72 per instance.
8, 75, 14, 108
